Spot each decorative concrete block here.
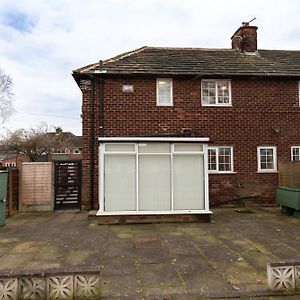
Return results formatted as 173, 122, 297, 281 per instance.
267, 263, 295, 291
0, 277, 18, 300
74, 274, 100, 299
47, 275, 73, 300
20, 277, 46, 300
295, 265, 300, 290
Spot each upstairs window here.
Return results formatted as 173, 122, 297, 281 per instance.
157, 78, 173, 106
291, 146, 300, 161
208, 147, 233, 173
201, 80, 231, 106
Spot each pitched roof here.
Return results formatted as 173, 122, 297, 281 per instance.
73, 46, 300, 77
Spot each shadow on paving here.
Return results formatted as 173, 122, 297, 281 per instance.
0, 208, 299, 299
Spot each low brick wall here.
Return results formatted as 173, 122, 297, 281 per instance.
91, 213, 211, 224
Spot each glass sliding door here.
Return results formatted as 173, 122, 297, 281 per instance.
173, 155, 204, 210
104, 155, 136, 211
138, 155, 171, 211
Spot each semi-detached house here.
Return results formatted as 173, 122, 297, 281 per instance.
73, 23, 300, 222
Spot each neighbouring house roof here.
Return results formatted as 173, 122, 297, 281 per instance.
73, 46, 300, 77
47, 132, 82, 148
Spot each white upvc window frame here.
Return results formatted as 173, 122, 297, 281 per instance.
156, 78, 173, 106
53, 147, 70, 155
98, 137, 211, 216
201, 79, 232, 106
257, 146, 277, 173
291, 146, 300, 161
208, 146, 234, 174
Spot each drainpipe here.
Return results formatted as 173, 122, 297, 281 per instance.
99, 77, 104, 137
89, 77, 95, 210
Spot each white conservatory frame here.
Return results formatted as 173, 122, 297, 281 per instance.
98, 137, 211, 216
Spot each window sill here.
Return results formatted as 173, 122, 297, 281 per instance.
208, 171, 237, 174
257, 170, 278, 174
156, 103, 173, 107
202, 104, 232, 107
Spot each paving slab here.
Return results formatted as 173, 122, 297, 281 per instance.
139, 263, 181, 287
0, 208, 300, 299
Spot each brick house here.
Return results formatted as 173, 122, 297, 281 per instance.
73, 23, 300, 220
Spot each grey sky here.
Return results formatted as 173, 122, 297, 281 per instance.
0, 0, 299, 135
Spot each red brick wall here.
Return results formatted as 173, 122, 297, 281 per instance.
81, 76, 300, 209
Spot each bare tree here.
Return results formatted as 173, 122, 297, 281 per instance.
0, 124, 73, 162
0, 68, 14, 124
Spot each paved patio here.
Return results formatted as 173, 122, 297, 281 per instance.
0, 207, 299, 299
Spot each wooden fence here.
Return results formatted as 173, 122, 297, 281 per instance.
5, 168, 19, 217
19, 162, 53, 212
278, 161, 300, 188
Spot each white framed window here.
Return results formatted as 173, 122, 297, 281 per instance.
291, 146, 300, 161
257, 146, 277, 172
53, 148, 70, 154
156, 78, 173, 106
208, 146, 233, 173
201, 80, 232, 106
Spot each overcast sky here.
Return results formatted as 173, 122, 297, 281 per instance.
0, 0, 299, 136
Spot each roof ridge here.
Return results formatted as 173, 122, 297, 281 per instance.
146, 46, 234, 51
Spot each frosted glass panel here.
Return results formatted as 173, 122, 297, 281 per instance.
104, 155, 136, 211
138, 155, 171, 211
138, 143, 170, 153
173, 155, 204, 210
105, 144, 135, 152
174, 144, 203, 152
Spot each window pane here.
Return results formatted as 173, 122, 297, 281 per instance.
138, 155, 171, 211
292, 147, 300, 161
138, 143, 170, 153
218, 148, 232, 171
104, 155, 136, 211
157, 79, 172, 104
174, 144, 203, 152
217, 81, 230, 104
173, 155, 205, 210
259, 148, 274, 170
202, 81, 216, 104
208, 148, 217, 171
105, 144, 135, 152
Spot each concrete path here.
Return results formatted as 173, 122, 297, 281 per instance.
0, 208, 299, 299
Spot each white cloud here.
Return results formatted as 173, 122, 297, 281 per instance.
0, 0, 299, 135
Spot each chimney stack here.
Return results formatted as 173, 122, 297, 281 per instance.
231, 22, 258, 53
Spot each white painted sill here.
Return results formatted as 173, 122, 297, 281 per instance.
202, 104, 232, 107
208, 171, 237, 174
156, 103, 173, 107
257, 170, 278, 174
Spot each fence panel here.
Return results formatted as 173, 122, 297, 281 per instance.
20, 162, 53, 211
6, 168, 19, 217
278, 161, 300, 188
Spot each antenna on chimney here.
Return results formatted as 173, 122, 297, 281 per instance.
242, 17, 256, 26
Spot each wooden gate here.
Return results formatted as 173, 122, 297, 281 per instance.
54, 160, 81, 209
